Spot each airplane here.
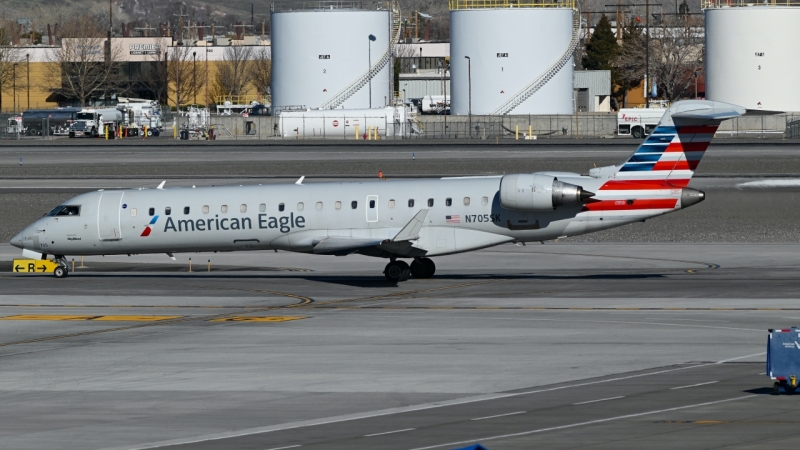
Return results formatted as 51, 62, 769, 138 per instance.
10, 100, 744, 281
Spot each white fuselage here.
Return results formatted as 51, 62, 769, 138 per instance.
11, 175, 684, 258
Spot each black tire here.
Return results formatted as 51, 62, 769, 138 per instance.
69, 132, 75, 138
410, 260, 426, 278
774, 382, 781, 395
384, 261, 409, 282
147, 130, 153, 137
421, 258, 436, 277
54, 266, 68, 279
631, 126, 644, 139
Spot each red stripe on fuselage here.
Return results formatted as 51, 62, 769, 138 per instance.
652, 160, 699, 171
140, 227, 152, 237
582, 198, 678, 212
600, 179, 690, 190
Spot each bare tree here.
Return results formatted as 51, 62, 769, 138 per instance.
649, 15, 704, 102
615, 15, 704, 104
167, 45, 203, 110
42, 14, 125, 106
213, 45, 254, 99
0, 19, 24, 112
141, 50, 169, 104
248, 46, 271, 101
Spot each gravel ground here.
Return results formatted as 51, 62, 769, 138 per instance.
3, 189, 800, 244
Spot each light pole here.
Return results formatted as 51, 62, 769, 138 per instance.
192, 51, 196, 104
26, 53, 30, 110
464, 56, 471, 137
13, 63, 18, 113
368, 34, 376, 108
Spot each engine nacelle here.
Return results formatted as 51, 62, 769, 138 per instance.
499, 174, 594, 212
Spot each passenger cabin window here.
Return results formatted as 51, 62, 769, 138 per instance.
149, 207, 155, 216
131, 208, 137, 217
464, 197, 470, 206
408, 199, 415, 207
388, 199, 395, 208
202, 205, 209, 214
184, 207, 190, 215
335, 201, 342, 210
316, 202, 323, 210
165, 207, 171, 216
482, 196, 489, 205
240, 204, 247, 213
351, 201, 357, 209
369, 200, 376, 208
446, 198, 452, 207
279, 203, 285, 212
259, 203, 266, 212
47, 205, 81, 217
428, 198, 434, 207
297, 202, 304, 211
221, 205, 228, 213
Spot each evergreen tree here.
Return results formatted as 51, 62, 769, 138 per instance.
581, 14, 618, 71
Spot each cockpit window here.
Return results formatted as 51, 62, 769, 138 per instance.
46, 205, 81, 217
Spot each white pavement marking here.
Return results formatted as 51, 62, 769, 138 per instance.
670, 381, 718, 390
116, 353, 759, 450
573, 396, 625, 405
365, 428, 415, 437
408, 395, 758, 450
264, 446, 301, 450
737, 179, 800, 188
716, 352, 766, 363
471, 411, 527, 421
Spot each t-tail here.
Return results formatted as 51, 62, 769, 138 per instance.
588, 100, 745, 212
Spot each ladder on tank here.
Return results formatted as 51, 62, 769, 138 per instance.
318, 2, 403, 110
491, 10, 583, 116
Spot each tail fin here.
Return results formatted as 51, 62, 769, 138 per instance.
591, 100, 745, 188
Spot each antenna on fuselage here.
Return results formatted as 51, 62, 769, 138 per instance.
295, 176, 305, 185
157, 181, 166, 190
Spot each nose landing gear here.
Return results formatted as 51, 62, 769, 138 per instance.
384, 258, 435, 282
53, 255, 69, 278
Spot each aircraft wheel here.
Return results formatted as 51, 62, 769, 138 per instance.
411, 258, 436, 278
384, 261, 409, 282
54, 266, 68, 279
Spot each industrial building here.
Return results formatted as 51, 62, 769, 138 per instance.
449, 0, 579, 116
270, 2, 398, 113
705, 1, 800, 112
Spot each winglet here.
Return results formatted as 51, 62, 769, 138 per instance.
156, 181, 166, 190
393, 209, 428, 242
295, 176, 305, 185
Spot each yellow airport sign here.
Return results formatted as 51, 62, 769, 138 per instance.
12, 259, 60, 273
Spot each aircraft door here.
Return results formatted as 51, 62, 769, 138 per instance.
97, 191, 124, 241
366, 195, 379, 223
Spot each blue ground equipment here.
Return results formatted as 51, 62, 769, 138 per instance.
767, 327, 800, 395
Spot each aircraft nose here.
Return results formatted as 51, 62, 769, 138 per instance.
10, 231, 24, 249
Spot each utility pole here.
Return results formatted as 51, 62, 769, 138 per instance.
26, 53, 30, 110
606, 2, 655, 107
465, 55, 471, 137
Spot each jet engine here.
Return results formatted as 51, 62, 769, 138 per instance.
499, 174, 595, 212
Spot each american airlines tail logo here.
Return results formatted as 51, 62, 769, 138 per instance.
141, 216, 159, 237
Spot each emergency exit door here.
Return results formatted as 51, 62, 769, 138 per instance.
366, 195, 379, 222
97, 191, 124, 241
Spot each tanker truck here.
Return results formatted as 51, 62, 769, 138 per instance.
68, 108, 124, 138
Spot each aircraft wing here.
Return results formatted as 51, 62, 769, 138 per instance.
312, 209, 430, 256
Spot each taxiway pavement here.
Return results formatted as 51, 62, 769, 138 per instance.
0, 244, 797, 449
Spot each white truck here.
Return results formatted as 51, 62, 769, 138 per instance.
420, 95, 449, 114
616, 108, 667, 138
116, 98, 163, 136
277, 106, 418, 139
68, 108, 124, 138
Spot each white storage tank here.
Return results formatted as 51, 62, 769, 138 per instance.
450, 4, 575, 115
705, 6, 800, 112
271, 5, 392, 112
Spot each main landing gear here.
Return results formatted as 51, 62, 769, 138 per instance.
53, 255, 69, 279
384, 258, 435, 282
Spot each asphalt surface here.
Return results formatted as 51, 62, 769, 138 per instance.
0, 244, 796, 450
2, 142, 800, 450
